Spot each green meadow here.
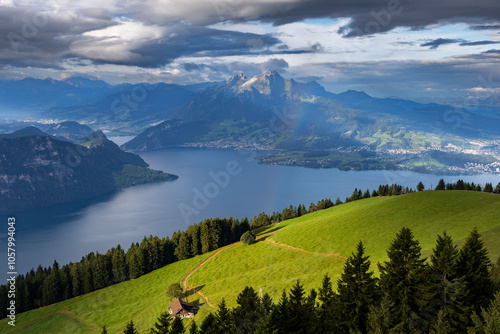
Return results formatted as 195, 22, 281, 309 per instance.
2, 190, 499, 333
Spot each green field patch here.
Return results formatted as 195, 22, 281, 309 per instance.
0, 253, 213, 333
187, 240, 345, 309
270, 191, 500, 264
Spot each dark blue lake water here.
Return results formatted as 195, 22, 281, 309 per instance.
2, 147, 500, 275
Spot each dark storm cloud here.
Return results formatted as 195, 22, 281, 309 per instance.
420, 38, 464, 49
139, 0, 500, 37
459, 40, 500, 46
118, 27, 281, 67
0, 5, 116, 68
482, 49, 500, 54
471, 24, 500, 30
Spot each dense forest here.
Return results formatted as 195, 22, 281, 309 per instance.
125, 227, 500, 334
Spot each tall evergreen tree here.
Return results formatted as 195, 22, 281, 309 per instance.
111, 245, 127, 283
200, 313, 217, 334
216, 298, 234, 333
435, 179, 446, 190
428, 232, 467, 332
378, 227, 431, 332
233, 286, 261, 333
150, 311, 171, 334
318, 274, 336, 332
456, 228, 494, 316
170, 316, 185, 334
417, 182, 425, 192
124, 320, 138, 334
335, 241, 379, 334
175, 233, 192, 260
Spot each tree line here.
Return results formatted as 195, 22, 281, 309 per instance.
0, 217, 250, 318
127, 227, 499, 334
434, 179, 500, 193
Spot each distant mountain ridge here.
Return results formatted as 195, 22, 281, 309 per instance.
123, 71, 500, 153
0, 128, 177, 213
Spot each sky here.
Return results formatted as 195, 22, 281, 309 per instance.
0, 0, 499, 98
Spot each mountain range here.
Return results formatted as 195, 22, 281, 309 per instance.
2, 72, 500, 174
122, 71, 500, 154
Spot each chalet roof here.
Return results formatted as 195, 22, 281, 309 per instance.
170, 298, 194, 315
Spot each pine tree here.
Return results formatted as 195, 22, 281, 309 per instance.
269, 290, 290, 333
428, 232, 467, 332
216, 298, 233, 333
175, 233, 192, 260
335, 241, 379, 333
150, 311, 171, 334
435, 179, 446, 190
417, 181, 425, 192
456, 228, 494, 316
233, 286, 261, 332
483, 183, 494, 193
378, 227, 431, 332
124, 320, 138, 334
170, 316, 185, 334
200, 313, 217, 334
111, 245, 127, 283
318, 274, 336, 332
287, 280, 312, 333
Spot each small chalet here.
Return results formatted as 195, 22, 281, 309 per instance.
169, 298, 195, 318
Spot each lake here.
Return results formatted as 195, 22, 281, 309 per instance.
2, 146, 500, 275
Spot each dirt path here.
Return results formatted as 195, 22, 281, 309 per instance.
264, 238, 347, 260
181, 243, 238, 308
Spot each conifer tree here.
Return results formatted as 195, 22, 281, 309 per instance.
124, 320, 138, 334
200, 313, 217, 334
175, 233, 192, 260
378, 227, 431, 332
428, 232, 467, 332
150, 311, 171, 334
435, 179, 446, 190
318, 274, 336, 332
170, 316, 185, 334
269, 290, 290, 333
288, 280, 313, 333
336, 241, 379, 333
456, 228, 494, 316
216, 298, 233, 333
417, 181, 425, 192
111, 245, 127, 282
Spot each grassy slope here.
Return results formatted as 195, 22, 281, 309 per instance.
187, 191, 500, 308
2, 191, 499, 333
1, 253, 213, 334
